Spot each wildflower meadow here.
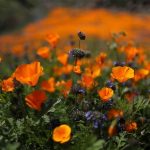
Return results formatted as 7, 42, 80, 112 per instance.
0, 1, 150, 150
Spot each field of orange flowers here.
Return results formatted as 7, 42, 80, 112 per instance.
0, 8, 150, 150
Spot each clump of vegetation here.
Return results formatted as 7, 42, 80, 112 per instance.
0, 32, 150, 150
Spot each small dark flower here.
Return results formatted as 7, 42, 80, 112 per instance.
85, 111, 93, 120
78, 31, 86, 40
93, 120, 99, 128
69, 48, 85, 59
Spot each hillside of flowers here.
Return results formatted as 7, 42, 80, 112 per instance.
0, 29, 150, 150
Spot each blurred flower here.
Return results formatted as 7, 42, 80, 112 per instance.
98, 87, 114, 102
107, 109, 123, 120
41, 77, 55, 93
25, 90, 47, 111
111, 66, 134, 83
96, 52, 107, 67
57, 53, 68, 65
73, 65, 82, 75
85, 64, 101, 78
125, 121, 137, 132
85, 111, 107, 129
1, 77, 14, 92
108, 120, 117, 137
81, 75, 94, 89
37, 46, 50, 59
125, 45, 138, 62
46, 33, 60, 48
13, 61, 43, 86
56, 80, 72, 97
52, 124, 71, 144
134, 69, 149, 82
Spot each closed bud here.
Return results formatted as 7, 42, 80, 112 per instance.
78, 31, 86, 40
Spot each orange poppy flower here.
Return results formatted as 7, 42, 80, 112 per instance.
46, 33, 60, 48
108, 120, 117, 137
37, 46, 50, 59
125, 121, 137, 132
1, 77, 14, 92
52, 124, 71, 144
134, 69, 149, 82
13, 61, 43, 86
41, 77, 55, 93
98, 87, 114, 102
85, 64, 101, 78
61, 64, 73, 75
56, 80, 72, 96
111, 66, 134, 83
73, 65, 82, 74
125, 45, 138, 62
81, 75, 94, 89
25, 90, 47, 111
96, 52, 107, 67
107, 109, 123, 120
57, 53, 68, 65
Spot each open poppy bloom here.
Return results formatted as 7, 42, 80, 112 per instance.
57, 53, 68, 65
111, 66, 134, 83
41, 77, 55, 93
98, 87, 114, 102
46, 33, 60, 48
125, 121, 137, 132
1, 77, 14, 92
37, 46, 50, 59
85, 64, 101, 78
13, 61, 43, 86
25, 90, 47, 111
107, 109, 123, 120
52, 124, 71, 144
